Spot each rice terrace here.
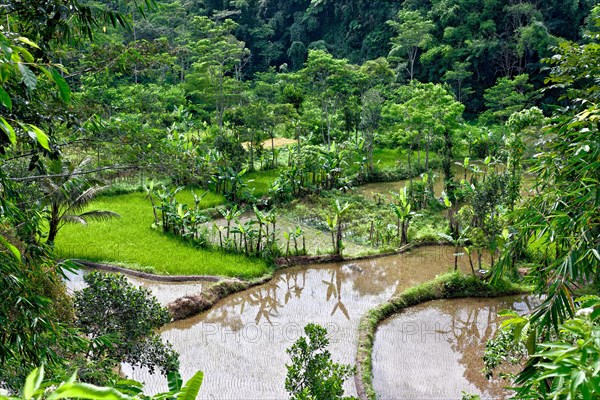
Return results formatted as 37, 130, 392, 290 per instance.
1, 1, 598, 400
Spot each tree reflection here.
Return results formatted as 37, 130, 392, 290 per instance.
322, 269, 350, 319
440, 296, 538, 397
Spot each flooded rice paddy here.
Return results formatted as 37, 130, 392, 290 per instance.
114, 246, 530, 399
372, 296, 537, 399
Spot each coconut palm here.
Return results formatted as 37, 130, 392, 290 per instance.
42, 158, 119, 245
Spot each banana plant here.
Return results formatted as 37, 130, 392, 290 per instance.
143, 180, 159, 227
212, 222, 226, 250
328, 200, 351, 255
390, 187, 416, 245
253, 206, 267, 253
283, 230, 291, 257
292, 225, 305, 255
263, 209, 277, 248
437, 231, 469, 272
219, 205, 242, 241
454, 156, 470, 182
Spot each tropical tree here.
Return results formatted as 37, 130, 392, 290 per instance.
299, 50, 364, 149
386, 10, 434, 81
489, 10, 600, 397
74, 272, 179, 376
328, 200, 351, 256
442, 61, 473, 103
41, 159, 119, 245
185, 17, 250, 129
360, 89, 384, 177
285, 323, 355, 400
483, 74, 536, 122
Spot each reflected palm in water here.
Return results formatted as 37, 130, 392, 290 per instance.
126, 246, 491, 399
322, 269, 350, 320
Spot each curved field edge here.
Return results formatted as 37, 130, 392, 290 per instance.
75, 241, 446, 320
354, 272, 532, 400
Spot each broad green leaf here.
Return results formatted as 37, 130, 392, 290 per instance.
50, 68, 71, 103
0, 87, 12, 111
167, 371, 183, 392
23, 366, 43, 400
176, 371, 204, 400
0, 117, 16, 145
526, 327, 536, 355
16, 37, 40, 49
25, 124, 50, 150
14, 46, 34, 63
48, 383, 131, 400
0, 234, 21, 261
17, 63, 37, 91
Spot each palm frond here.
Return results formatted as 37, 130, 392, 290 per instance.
68, 185, 109, 213
77, 210, 120, 222
61, 215, 88, 225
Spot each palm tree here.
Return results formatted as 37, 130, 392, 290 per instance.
42, 158, 119, 245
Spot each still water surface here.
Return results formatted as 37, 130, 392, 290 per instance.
373, 296, 537, 399
123, 246, 508, 399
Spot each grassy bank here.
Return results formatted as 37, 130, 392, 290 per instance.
355, 272, 530, 400
55, 192, 270, 279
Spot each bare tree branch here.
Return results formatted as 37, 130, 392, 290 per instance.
10, 165, 137, 181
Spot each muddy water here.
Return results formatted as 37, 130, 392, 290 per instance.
357, 166, 469, 201
124, 246, 472, 398
357, 164, 514, 201
63, 269, 204, 307
372, 296, 538, 399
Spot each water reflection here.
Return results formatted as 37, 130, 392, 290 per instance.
373, 296, 539, 399
125, 246, 472, 399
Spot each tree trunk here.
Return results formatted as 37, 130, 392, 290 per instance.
425, 135, 430, 172
249, 132, 255, 171
271, 134, 275, 169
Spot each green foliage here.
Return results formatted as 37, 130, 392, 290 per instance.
387, 10, 435, 81
486, 296, 600, 399
184, 17, 249, 128
42, 158, 120, 245
74, 272, 179, 375
0, 366, 204, 400
285, 323, 356, 400
0, 234, 81, 390
483, 74, 536, 122
493, 11, 600, 332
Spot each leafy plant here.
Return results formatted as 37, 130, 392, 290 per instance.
0, 366, 204, 400
42, 158, 119, 245
74, 272, 179, 376
285, 323, 356, 400
486, 296, 600, 399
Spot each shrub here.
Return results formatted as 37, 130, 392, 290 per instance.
74, 272, 179, 376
